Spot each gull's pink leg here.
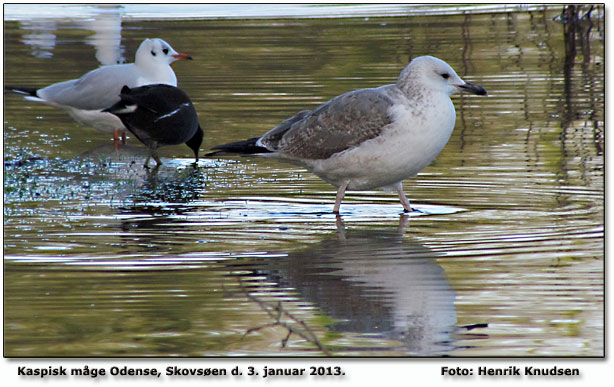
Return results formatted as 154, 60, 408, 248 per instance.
396, 182, 412, 213
333, 181, 349, 214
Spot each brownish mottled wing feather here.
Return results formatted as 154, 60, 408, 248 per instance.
261, 88, 394, 160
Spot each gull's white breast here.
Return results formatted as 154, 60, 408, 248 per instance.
306, 91, 457, 190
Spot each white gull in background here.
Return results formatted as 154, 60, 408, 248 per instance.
5, 38, 191, 141
208, 55, 487, 214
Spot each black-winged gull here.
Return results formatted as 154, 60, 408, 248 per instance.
5, 38, 192, 142
208, 55, 487, 213
103, 84, 203, 167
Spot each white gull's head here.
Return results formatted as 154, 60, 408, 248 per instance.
397, 55, 487, 97
135, 38, 192, 67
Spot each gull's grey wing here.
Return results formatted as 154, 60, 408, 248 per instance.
37, 63, 138, 111
262, 88, 395, 160
258, 109, 312, 149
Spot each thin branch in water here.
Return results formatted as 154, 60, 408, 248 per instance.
238, 277, 332, 356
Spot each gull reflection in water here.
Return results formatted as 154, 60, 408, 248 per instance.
80, 5, 124, 65
249, 215, 458, 356
17, 5, 124, 63
19, 20, 57, 59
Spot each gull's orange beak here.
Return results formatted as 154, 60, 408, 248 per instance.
172, 52, 192, 61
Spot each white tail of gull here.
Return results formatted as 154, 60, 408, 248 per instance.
208, 55, 487, 214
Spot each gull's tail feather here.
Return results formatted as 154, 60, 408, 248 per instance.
206, 137, 271, 157
4, 85, 39, 97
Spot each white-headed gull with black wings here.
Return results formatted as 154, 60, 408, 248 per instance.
5, 38, 191, 142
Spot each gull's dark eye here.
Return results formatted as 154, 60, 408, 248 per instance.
150, 50, 157, 56
162, 48, 169, 55
441, 73, 450, 79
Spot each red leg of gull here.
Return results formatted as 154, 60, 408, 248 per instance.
121, 131, 127, 144
113, 129, 120, 150
333, 181, 349, 214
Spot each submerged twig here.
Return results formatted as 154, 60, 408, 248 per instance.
239, 277, 332, 356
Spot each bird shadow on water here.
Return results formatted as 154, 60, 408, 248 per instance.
227, 215, 486, 356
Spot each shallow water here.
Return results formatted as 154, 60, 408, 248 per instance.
3, 4, 604, 357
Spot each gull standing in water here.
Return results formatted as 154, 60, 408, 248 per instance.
5, 38, 192, 142
208, 56, 487, 214
103, 84, 203, 167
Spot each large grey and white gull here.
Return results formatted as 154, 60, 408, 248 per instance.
208, 55, 487, 214
5, 38, 192, 142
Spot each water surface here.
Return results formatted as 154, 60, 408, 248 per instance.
3, 4, 604, 357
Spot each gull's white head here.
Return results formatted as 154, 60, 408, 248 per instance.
397, 55, 487, 97
135, 38, 192, 67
